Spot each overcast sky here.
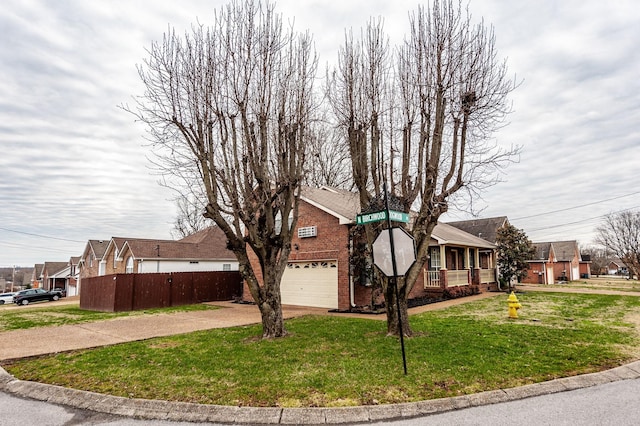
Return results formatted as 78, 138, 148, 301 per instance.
1, 0, 639, 267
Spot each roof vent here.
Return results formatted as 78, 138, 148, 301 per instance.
298, 226, 317, 238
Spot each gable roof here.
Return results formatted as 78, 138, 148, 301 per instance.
33, 263, 44, 279
300, 186, 360, 224
300, 186, 495, 248
120, 226, 235, 261
42, 261, 69, 276
81, 239, 109, 262
532, 241, 580, 262
430, 222, 496, 249
446, 216, 509, 244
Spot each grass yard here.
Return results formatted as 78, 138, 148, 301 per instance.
0, 304, 217, 332
538, 276, 640, 293
3, 292, 640, 407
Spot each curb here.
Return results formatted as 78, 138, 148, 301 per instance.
2, 361, 640, 424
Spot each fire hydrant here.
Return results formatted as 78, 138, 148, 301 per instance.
507, 291, 522, 319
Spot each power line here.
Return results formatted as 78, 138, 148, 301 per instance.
512, 191, 640, 220
0, 226, 85, 243
523, 205, 640, 233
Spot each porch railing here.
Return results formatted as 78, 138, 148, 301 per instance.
480, 268, 496, 284
447, 270, 469, 287
424, 270, 440, 288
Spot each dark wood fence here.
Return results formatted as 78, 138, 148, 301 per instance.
80, 271, 242, 312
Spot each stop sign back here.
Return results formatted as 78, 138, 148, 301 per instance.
372, 227, 417, 277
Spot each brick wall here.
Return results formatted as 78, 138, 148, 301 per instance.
243, 200, 351, 308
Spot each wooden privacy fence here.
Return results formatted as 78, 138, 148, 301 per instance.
80, 271, 242, 312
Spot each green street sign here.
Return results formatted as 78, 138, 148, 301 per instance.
356, 211, 387, 225
388, 210, 410, 223
356, 210, 409, 225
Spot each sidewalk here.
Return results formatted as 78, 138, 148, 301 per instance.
1, 291, 640, 424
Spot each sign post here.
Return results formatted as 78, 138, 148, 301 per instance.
367, 183, 416, 375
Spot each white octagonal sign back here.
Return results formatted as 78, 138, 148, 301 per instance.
372, 227, 417, 277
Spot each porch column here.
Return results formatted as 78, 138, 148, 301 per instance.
464, 247, 470, 269
439, 244, 447, 289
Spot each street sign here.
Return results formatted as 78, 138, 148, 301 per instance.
388, 210, 410, 223
356, 210, 410, 225
372, 227, 416, 277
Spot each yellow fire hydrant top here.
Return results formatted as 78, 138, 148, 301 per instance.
507, 291, 522, 319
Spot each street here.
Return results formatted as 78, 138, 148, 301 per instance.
1, 378, 640, 425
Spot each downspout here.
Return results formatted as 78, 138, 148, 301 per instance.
348, 225, 356, 309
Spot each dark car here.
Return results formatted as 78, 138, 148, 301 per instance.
13, 288, 62, 306
52, 287, 67, 297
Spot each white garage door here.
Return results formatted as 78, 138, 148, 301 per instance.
280, 260, 338, 309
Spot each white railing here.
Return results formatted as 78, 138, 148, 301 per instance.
480, 268, 496, 284
447, 270, 469, 287
424, 270, 440, 288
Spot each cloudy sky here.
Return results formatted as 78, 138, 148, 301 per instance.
1, 0, 639, 267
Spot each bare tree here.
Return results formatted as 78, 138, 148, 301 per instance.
596, 211, 640, 279
303, 119, 353, 189
170, 194, 211, 239
327, 0, 518, 336
580, 244, 610, 277
129, 0, 317, 338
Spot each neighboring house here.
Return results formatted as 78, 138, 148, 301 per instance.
447, 216, 509, 244
607, 259, 628, 276
78, 240, 110, 283
66, 256, 80, 296
102, 237, 129, 275
31, 263, 44, 288
579, 253, 592, 278
243, 186, 499, 310
522, 240, 583, 284
41, 261, 69, 291
82, 227, 238, 278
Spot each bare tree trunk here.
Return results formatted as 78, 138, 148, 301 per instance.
384, 277, 412, 337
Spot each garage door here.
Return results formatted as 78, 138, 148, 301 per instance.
280, 260, 338, 309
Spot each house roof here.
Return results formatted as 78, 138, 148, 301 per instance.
300, 186, 495, 248
446, 216, 509, 244
121, 226, 236, 261
42, 261, 69, 276
532, 241, 580, 262
300, 186, 361, 224
81, 239, 109, 262
430, 222, 496, 249
33, 264, 44, 279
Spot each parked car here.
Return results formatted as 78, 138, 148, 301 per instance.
12, 289, 62, 306
52, 287, 67, 297
0, 292, 16, 305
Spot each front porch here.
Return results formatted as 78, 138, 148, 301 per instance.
423, 244, 497, 292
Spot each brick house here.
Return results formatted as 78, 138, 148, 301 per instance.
78, 239, 109, 282
522, 240, 584, 284
31, 263, 44, 288
242, 186, 498, 310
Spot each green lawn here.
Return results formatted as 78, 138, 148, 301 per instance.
3, 292, 640, 407
0, 304, 217, 332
